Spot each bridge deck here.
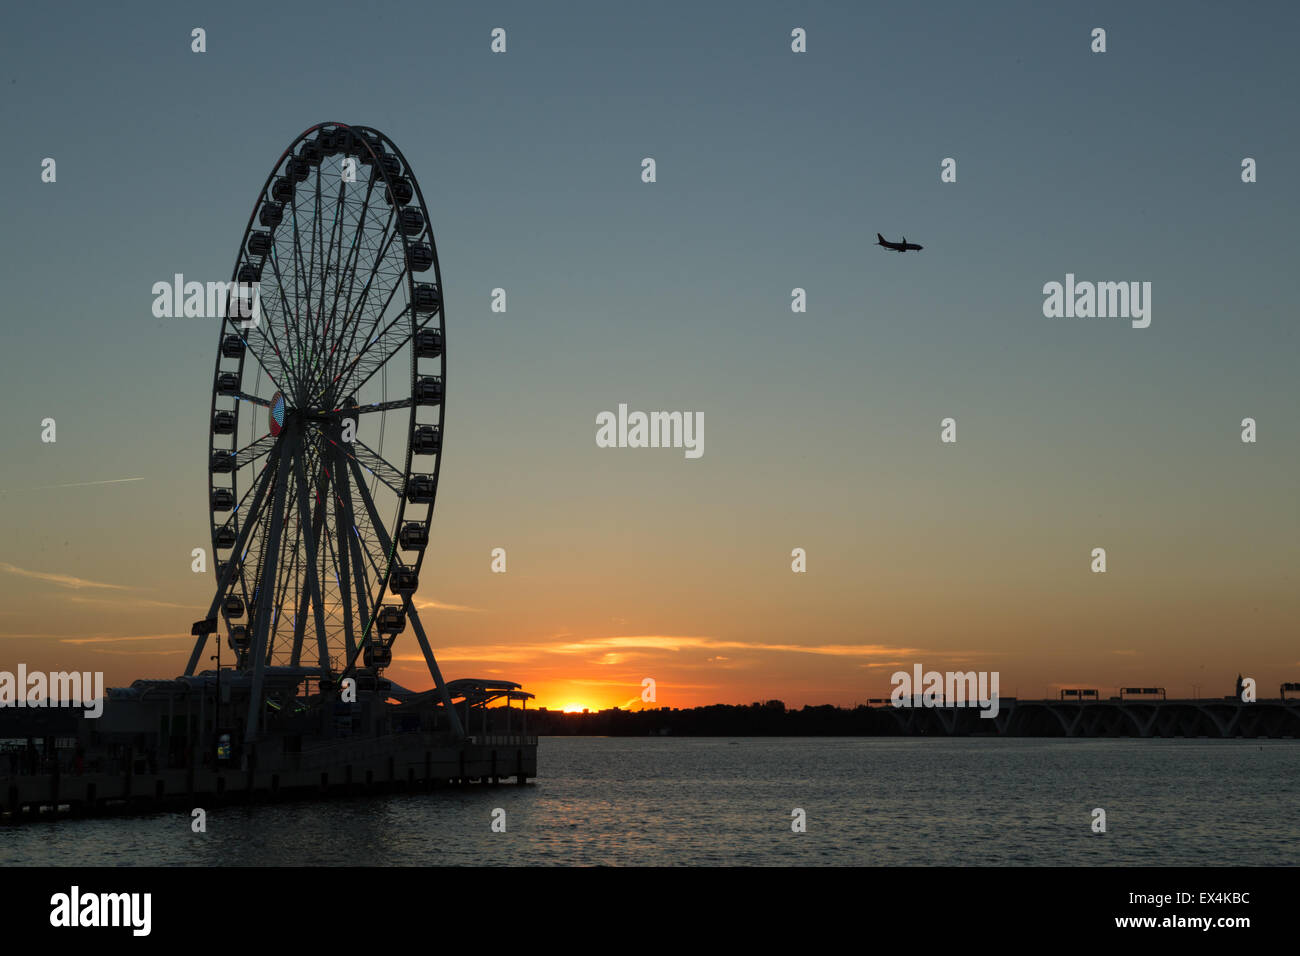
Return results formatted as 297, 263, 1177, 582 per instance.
863, 698, 1300, 738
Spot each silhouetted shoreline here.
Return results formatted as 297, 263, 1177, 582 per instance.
525, 697, 1300, 738
535, 701, 881, 736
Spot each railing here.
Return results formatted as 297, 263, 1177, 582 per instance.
467, 735, 537, 747
292, 733, 412, 771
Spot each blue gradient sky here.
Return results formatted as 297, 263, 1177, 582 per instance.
1, 1, 1296, 708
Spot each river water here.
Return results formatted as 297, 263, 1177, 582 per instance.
2, 737, 1295, 865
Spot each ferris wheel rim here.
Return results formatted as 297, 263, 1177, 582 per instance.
203, 122, 445, 679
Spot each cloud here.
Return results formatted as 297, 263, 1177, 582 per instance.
559, 677, 719, 691
58, 633, 188, 646
395, 646, 537, 664
0, 632, 87, 640
0, 562, 130, 591
64, 595, 198, 610
0, 477, 145, 494
89, 648, 188, 657
395, 635, 930, 669
413, 599, 485, 613
550, 636, 924, 658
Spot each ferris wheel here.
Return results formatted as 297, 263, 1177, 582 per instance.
184, 122, 460, 739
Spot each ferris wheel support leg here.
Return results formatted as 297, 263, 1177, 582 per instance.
331, 442, 369, 659
331, 465, 358, 661
344, 453, 465, 741
289, 561, 312, 667
185, 447, 279, 676
327, 447, 397, 683
245, 437, 293, 742
292, 449, 332, 676
406, 604, 465, 741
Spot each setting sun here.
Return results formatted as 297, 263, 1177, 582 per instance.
561, 703, 589, 714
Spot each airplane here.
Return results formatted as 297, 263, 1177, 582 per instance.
877, 233, 923, 252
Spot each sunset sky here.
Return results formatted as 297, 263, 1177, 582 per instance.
1, 1, 1297, 711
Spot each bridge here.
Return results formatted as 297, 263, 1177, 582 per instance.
864, 697, 1300, 738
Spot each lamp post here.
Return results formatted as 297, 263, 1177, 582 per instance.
210, 645, 221, 762
192, 617, 219, 764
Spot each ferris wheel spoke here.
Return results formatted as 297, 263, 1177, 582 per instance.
333, 306, 417, 397
212, 459, 271, 540
307, 167, 323, 329
238, 312, 294, 398
288, 202, 315, 398
259, 245, 305, 379
346, 525, 387, 649
301, 167, 335, 397
349, 500, 389, 584
221, 270, 294, 395
342, 397, 411, 415
313, 175, 355, 389
232, 434, 277, 469
326, 223, 402, 389
321, 181, 381, 386
314, 204, 377, 395
261, 248, 310, 396
234, 391, 273, 409
344, 437, 407, 497
285, 197, 324, 398
227, 328, 293, 398
342, 261, 407, 372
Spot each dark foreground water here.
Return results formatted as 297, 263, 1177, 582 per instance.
3, 737, 1296, 865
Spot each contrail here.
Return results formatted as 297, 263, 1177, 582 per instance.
0, 562, 130, 590
0, 476, 145, 493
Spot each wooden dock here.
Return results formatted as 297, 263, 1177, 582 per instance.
2, 733, 537, 821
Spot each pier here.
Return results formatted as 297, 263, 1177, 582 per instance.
2, 732, 537, 821
0, 667, 540, 822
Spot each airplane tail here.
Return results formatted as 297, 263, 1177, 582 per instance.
876, 233, 886, 244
